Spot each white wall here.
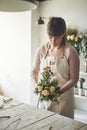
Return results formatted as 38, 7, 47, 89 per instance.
0, 11, 31, 104
31, 4, 40, 65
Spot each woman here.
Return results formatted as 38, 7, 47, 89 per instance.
31, 17, 80, 119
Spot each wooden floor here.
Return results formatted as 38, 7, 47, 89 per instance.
0, 96, 87, 130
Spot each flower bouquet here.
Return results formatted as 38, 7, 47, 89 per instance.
34, 66, 60, 109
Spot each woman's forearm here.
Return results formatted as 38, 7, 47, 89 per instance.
59, 78, 78, 94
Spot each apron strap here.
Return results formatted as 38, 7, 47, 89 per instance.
44, 42, 50, 59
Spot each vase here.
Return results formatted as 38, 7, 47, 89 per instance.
74, 87, 79, 95
85, 89, 87, 97
79, 88, 85, 96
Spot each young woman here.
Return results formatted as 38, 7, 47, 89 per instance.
31, 17, 80, 119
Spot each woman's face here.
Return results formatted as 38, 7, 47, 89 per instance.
48, 34, 64, 47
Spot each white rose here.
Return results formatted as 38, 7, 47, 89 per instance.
70, 35, 75, 40
67, 35, 70, 40
75, 36, 78, 42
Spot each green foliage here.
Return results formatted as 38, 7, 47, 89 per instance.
80, 34, 87, 59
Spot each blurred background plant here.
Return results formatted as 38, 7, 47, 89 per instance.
66, 27, 87, 72
66, 27, 84, 55
80, 33, 87, 72
80, 33, 87, 57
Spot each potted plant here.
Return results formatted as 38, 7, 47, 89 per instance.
79, 78, 85, 96
74, 84, 79, 95
80, 33, 87, 72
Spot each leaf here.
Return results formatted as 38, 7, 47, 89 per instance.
48, 126, 52, 130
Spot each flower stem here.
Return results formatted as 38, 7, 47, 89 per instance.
37, 99, 39, 108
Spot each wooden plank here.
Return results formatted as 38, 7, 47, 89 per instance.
79, 125, 87, 130
0, 96, 23, 110
0, 104, 54, 130
19, 114, 87, 130
1, 96, 87, 130
0, 104, 31, 118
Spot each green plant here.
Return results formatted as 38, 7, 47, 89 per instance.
80, 34, 87, 58
79, 78, 85, 89
80, 33, 87, 72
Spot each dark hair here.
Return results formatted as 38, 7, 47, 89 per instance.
47, 17, 66, 44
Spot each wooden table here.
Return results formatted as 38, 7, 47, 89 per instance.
0, 96, 87, 130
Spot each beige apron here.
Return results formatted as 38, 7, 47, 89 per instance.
39, 53, 74, 119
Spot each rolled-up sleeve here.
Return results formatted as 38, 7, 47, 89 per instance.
61, 46, 80, 93
69, 47, 80, 84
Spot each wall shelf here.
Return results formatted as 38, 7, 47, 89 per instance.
74, 95, 87, 124
80, 72, 87, 76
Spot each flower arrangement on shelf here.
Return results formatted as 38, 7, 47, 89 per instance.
79, 77, 85, 96
79, 78, 85, 89
66, 27, 84, 55
34, 66, 60, 108
66, 27, 87, 72
80, 33, 87, 72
